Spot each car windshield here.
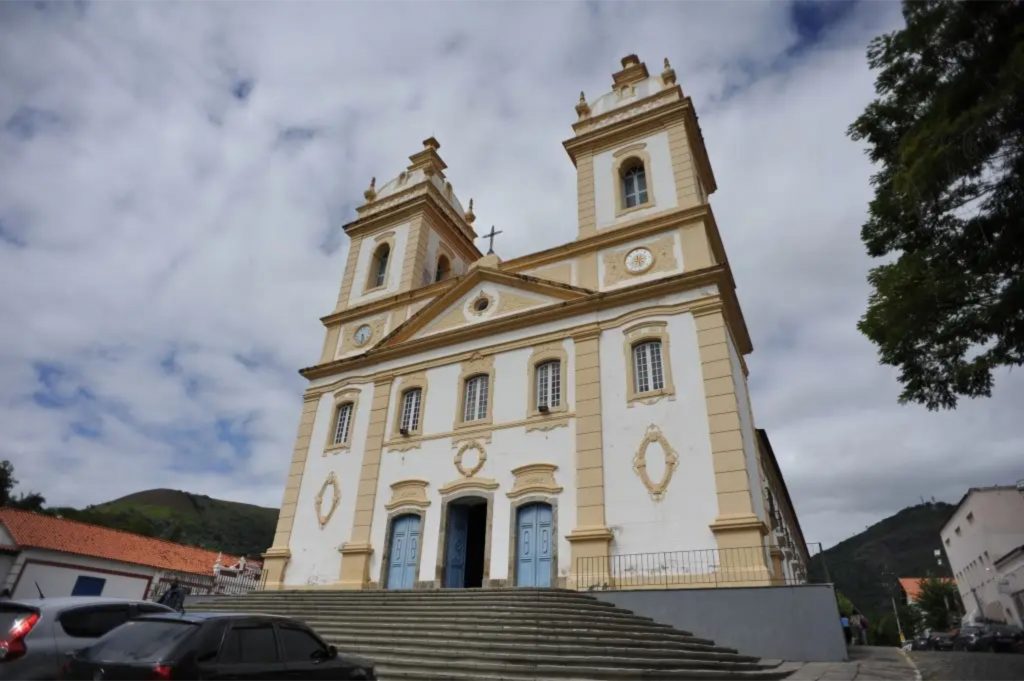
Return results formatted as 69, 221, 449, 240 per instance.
83, 620, 197, 663
0, 605, 38, 634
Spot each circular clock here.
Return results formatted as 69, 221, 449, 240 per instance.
353, 324, 372, 346
625, 247, 654, 274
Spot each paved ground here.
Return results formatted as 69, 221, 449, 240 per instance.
909, 650, 1024, 680
782, 647, 917, 680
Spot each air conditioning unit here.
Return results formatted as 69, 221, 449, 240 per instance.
399, 427, 409, 437
538, 404, 549, 413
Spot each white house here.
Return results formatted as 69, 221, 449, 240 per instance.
261, 55, 808, 592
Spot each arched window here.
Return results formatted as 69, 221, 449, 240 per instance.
400, 388, 422, 433
370, 243, 390, 288
463, 375, 489, 422
333, 402, 354, 446
535, 360, 561, 410
434, 255, 451, 283
632, 340, 664, 394
622, 161, 648, 208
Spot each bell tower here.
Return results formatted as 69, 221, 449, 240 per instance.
564, 55, 717, 241
333, 138, 482, 313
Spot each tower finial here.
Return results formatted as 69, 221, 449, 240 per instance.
661, 57, 677, 86
575, 90, 591, 119
363, 176, 377, 202
464, 198, 476, 224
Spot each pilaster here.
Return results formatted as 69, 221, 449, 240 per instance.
567, 328, 613, 588
575, 151, 596, 239
261, 392, 320, 590
335, 236, 363, 311
338, 377, 394, 588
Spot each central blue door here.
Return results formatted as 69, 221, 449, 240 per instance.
516, 503, 552, 587
444, 505, 469, 587
386, 514, 420, 590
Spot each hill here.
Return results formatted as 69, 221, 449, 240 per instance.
811, 502, 954, 618
51, 488, 277, 558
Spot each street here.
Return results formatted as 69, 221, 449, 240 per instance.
910, 651, 1024, 681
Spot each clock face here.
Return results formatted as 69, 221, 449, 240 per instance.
625, 247, 654, 274
353, 324, 372, 346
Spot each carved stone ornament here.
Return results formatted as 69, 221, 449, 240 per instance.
632, 424, 679, 501
467, 291, 496, 317
507, 463, 563, 499
385, 479, 430, 510
315, 472, 341, 528
454, 441, 487, 478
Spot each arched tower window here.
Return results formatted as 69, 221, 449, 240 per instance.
621, 160, 648, 208
434, 254, 451, 282
370, 243, 390, 289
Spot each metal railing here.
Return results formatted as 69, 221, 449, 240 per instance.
149, 566, 264, 601
575, 544, 823, 590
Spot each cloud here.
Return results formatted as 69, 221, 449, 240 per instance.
1, 1, 1020, 550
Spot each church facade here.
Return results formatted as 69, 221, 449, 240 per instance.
262, 55, 807, 591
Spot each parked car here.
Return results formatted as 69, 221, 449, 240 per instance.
952, 623, 1023, 652
61, 612, 376, 680
926, 631, 956, 651
0, 597, 173, 680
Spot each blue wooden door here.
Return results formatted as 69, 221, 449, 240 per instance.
444, 505, 469, 587
386, 514, 420, 590
516, 503, 553, 587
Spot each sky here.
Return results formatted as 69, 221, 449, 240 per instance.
1, 1, 1021, 550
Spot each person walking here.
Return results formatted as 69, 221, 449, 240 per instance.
849, 610, 863, 646
840, 614, 851, 645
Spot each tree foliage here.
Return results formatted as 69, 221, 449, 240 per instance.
0, 460, 46, 511
849, 1, 1024, 409
915, 576, 962, 630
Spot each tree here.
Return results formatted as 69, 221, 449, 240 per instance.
0, 460, 17, 506
848, 1, 1024, 409
915, 577, 962, 630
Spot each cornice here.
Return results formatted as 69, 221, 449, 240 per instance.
564, 94, 687, 162
300, 264, 747, 380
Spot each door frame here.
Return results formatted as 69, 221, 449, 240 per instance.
508, 495, 559, 588
379, 509, 427, 590
435, 490, 494, 588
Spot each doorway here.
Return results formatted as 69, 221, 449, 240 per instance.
385, 513, 421, 590
443, 497, 488, 588
515, 502, 553, 587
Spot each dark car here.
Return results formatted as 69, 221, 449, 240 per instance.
951, 623, 1024, 652
927, 631, 956, 651
61, 612, 375, 680
0, 598, 173, 680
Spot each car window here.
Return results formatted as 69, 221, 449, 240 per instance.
59, 605, 131, 638
83, 620, 198, 663
279, 626, 326, 662
219, 624, 279, 665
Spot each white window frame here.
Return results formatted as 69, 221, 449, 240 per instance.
632, 340, 665, 394
535, 360, 561, 410
333, 402, 353, 446
622, 164, 648, 208
400, 388, 422, 433
463, 375, 489, 422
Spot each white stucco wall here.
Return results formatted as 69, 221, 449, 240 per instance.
347, 222, 411, 307
600, 312, 719, 555
9, 549, 155, 599
284, 383, 373, 586
593, 131, 678, 230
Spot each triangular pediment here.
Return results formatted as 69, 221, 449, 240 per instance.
380, 268, 591, 346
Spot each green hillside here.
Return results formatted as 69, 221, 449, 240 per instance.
51, 488, 277, 558
811, 502, 954, 618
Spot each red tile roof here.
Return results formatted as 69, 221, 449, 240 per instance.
0, 508, 238, 576
899, 576, 954, 602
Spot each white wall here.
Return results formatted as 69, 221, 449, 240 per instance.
10, 549, 155, 599
600, 312, 719, 556
727, 334, 766, 523
284, 383, 373, 587
593, 131, 678, 231
347, 222, 411, 307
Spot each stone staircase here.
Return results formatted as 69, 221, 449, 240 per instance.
195, 588, 794, 680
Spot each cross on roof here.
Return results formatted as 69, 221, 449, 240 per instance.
482, 225, 503, 255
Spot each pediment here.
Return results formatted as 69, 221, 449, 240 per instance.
380, 268, 591, 346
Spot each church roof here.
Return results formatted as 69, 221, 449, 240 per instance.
0, 507, 241, 576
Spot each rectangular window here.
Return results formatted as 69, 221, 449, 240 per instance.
401, 388, 422, 432
333, 402, 353, 445
463, 375, 488, 421
219, 624, 279, 665
632, 341, 664, 394
71, 576, 106, 597
535, 360, 561, 409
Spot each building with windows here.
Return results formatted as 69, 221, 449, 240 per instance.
940, 484, 1024, 626
262, 55, 807, 591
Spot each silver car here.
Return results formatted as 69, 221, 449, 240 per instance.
0, 597, 173, 680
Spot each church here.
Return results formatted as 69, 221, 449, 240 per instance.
261, 55, 807, 592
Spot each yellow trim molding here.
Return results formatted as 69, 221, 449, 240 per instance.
632, 424, 679, 501
454, 353, 495, 430
384, 479, 431, 511
389, 371, 428, 441
507, 463, 563, 499
526, 342, 569, 423
453, 440, 487, 478
314, 471, 341, 528
323, 388, 360, 455
613, 147, 657, 219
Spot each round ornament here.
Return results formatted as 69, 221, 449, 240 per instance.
625, 247, 654, 274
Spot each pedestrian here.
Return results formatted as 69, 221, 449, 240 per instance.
157, 581, 187, 612
841, 614, 851, 645
858, 612, 869, 645
849, 610, 863, 646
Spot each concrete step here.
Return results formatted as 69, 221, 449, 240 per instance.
321, 631, 759, 662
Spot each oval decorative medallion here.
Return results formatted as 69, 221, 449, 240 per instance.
315, 471, 341, 528
632, 424, 679, 501
454, 441, 487, 478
